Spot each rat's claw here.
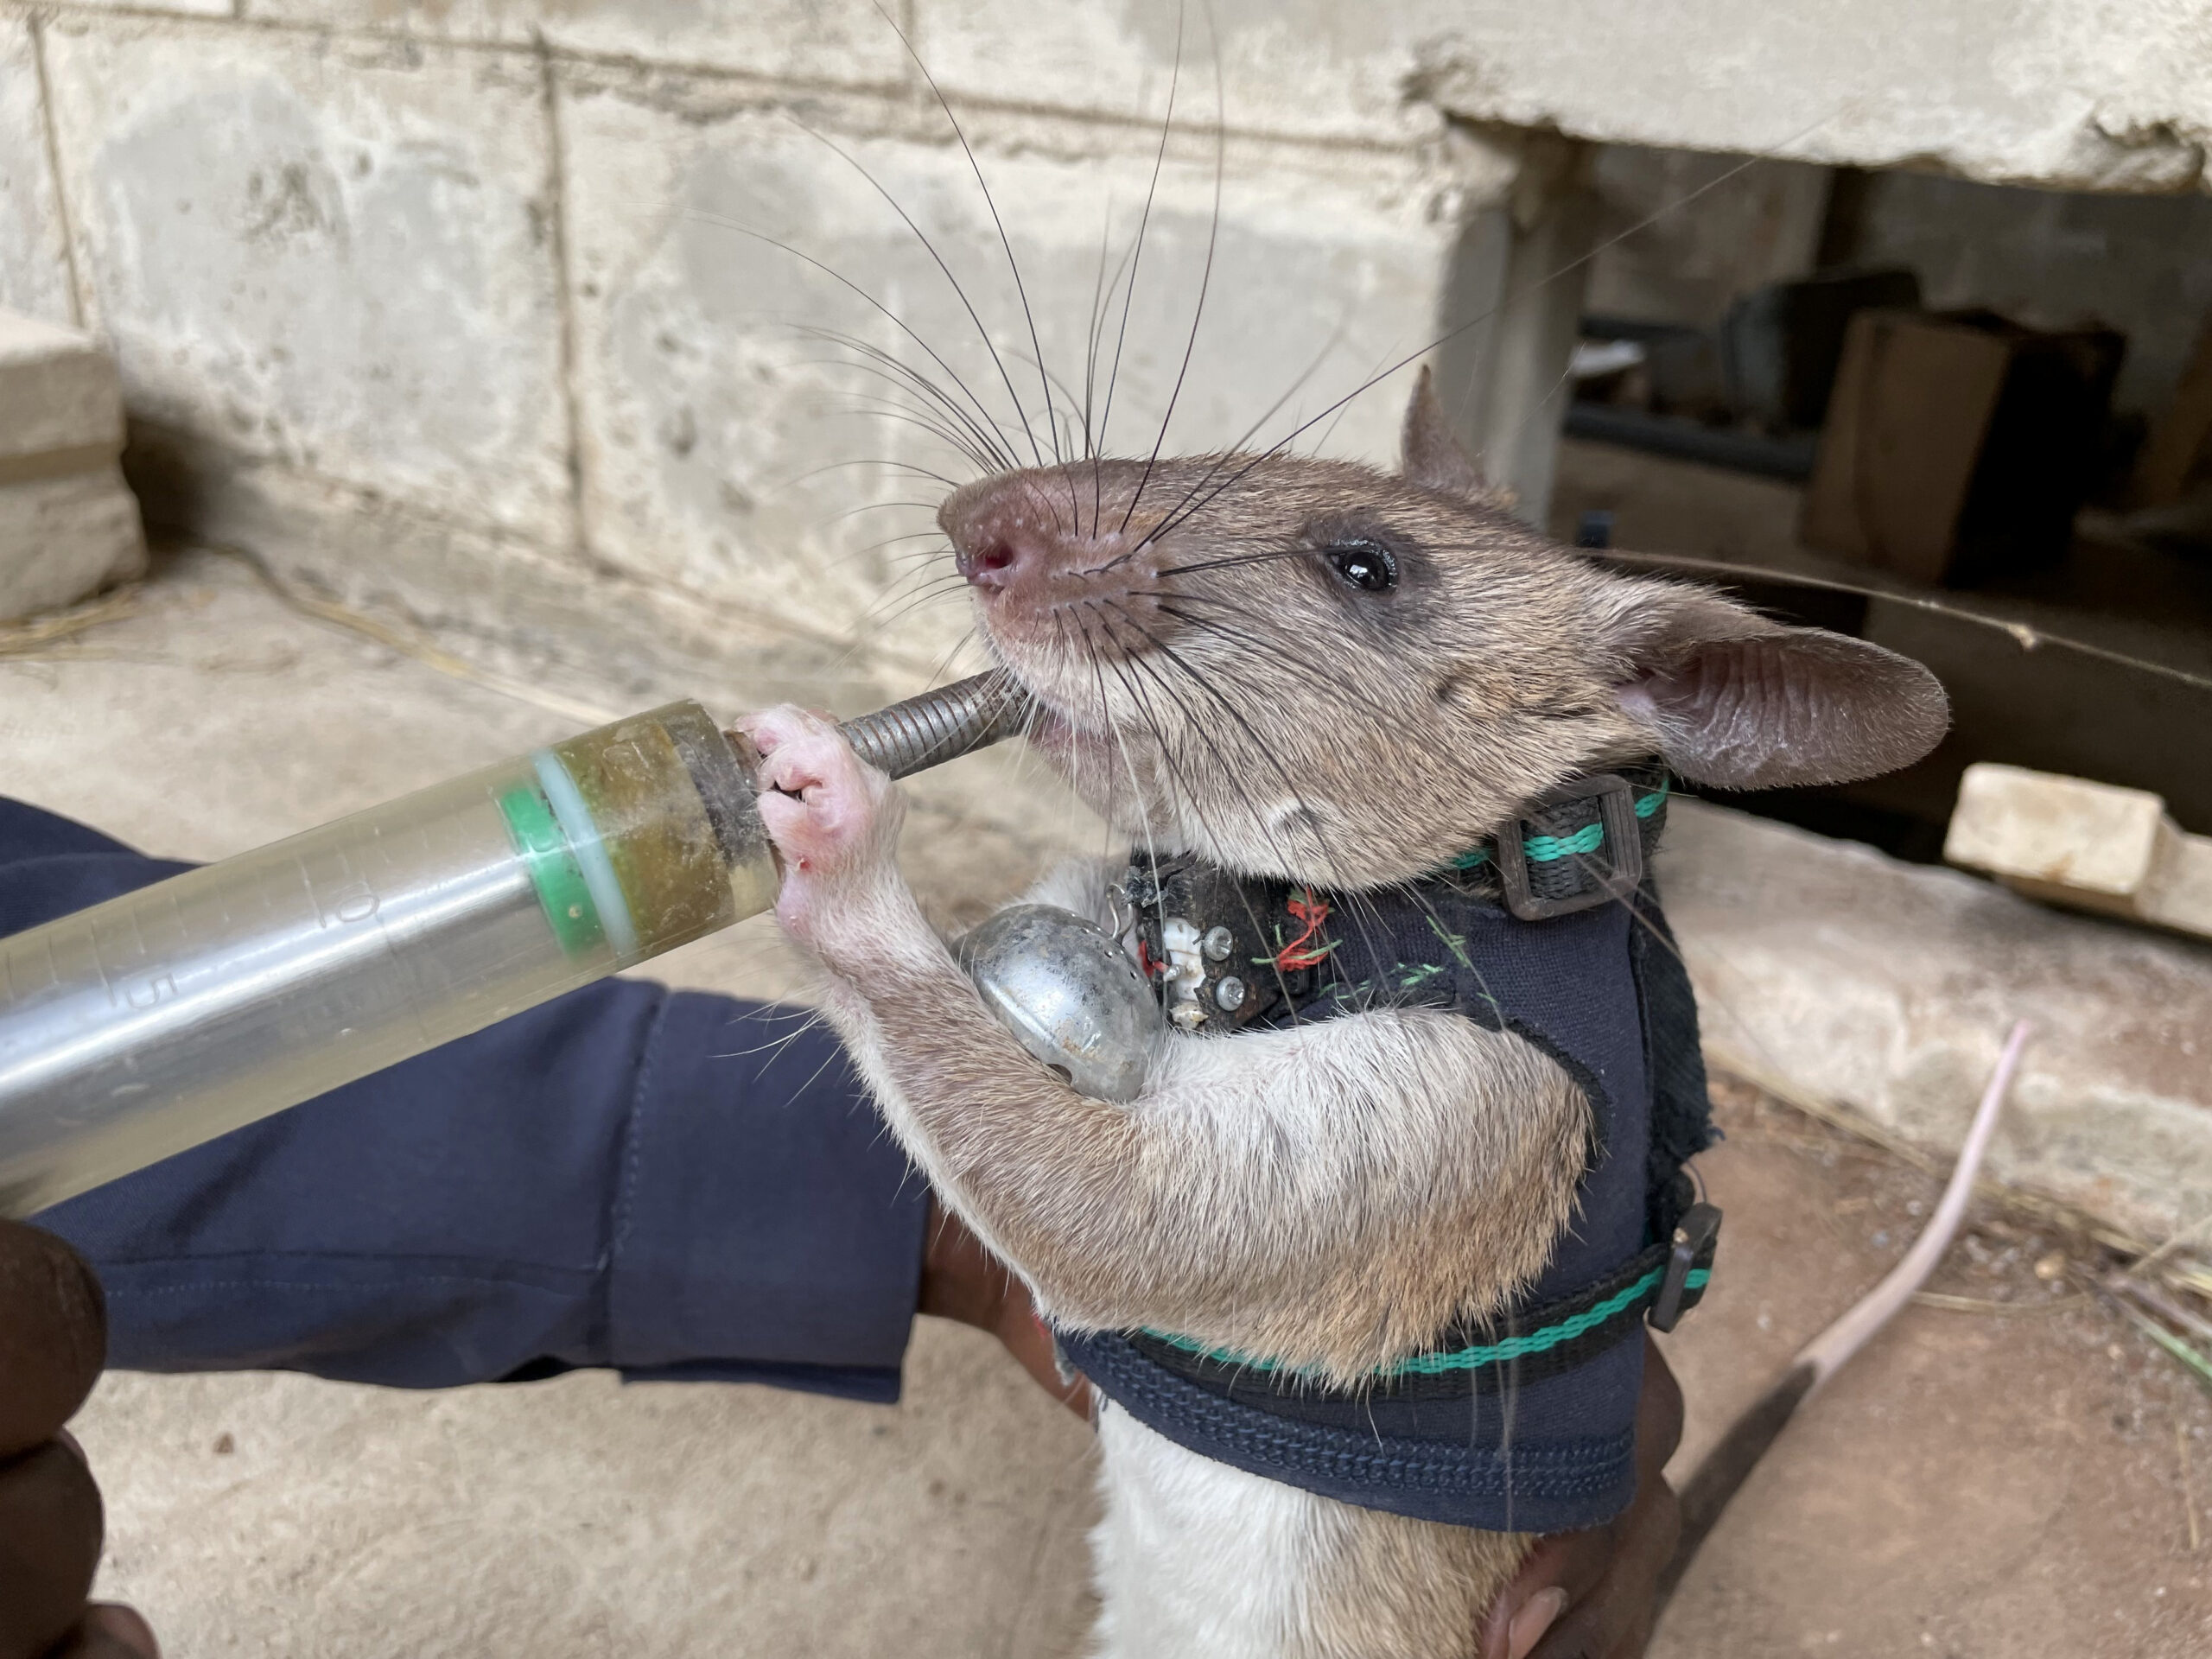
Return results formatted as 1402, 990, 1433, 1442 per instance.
736, 703, 834, 771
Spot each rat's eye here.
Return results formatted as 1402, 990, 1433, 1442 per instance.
1324, 541, 1397, 594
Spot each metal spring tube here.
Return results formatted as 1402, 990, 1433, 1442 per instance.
832, 670, 1033, 779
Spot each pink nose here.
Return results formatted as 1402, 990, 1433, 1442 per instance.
955, 538, 1020, 589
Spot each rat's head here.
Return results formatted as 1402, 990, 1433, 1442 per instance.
938, 370, 1948, 889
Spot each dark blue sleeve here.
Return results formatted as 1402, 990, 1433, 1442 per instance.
2, 798, 930, 1404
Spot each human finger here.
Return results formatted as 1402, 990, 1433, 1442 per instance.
0, 1223, 105, 1457
918, 1201, 1090, 1420
0, 1440, 104, 1659
51, 1605, 160, 1659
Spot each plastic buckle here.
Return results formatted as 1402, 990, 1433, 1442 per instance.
1493, 773, 1645, 922
1649, 1202, 1723, 1333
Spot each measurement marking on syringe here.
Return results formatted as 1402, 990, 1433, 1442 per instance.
0, 859, 537, 1111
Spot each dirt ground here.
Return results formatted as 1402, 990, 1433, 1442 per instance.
10, 550, 2211, 1655
1655, 1078, 2212, 1658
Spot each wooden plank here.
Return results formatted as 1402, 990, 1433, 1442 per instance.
1801, 309, 2010, 582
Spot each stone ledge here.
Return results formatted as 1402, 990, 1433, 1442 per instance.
1660, 798, 2212, 1243
1406, 0, 2212, 194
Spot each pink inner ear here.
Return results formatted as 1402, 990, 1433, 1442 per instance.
1619, 632, 1949, 791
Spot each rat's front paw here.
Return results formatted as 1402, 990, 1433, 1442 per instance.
739, 704, 908, 951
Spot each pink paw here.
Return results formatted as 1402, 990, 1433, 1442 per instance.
737, 704, 905, 944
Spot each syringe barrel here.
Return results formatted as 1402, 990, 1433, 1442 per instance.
0, 671, 1030, 1217
0, 699, 779, 1217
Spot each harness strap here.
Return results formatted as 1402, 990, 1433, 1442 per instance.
1094, 765, 1721, 1515
1127, 1200, 1721, 1403
1119, 767, 1673, 1034
1452, 765, 1671, 920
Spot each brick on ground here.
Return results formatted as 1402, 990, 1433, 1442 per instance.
0, 307, 145, 622
1946, 761, 2212, 940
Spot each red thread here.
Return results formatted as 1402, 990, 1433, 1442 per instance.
1136, 938, 1161, 980
1274, 891, 1332, 969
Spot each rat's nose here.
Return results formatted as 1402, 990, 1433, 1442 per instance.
941, 471, 1089, 594
955, 537, 1020, 590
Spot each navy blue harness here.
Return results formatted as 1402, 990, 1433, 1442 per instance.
1057, 770, 1719, 1535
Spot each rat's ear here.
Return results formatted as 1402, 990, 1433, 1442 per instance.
1606, 583, 1949, 789
1401, 365, 1486, 498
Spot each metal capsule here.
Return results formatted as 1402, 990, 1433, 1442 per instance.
956, 904, 1165, 1103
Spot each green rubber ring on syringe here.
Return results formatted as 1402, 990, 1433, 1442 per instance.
498, 783, 605, 958
531, 750, 641, 959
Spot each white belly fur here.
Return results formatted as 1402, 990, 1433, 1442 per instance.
1086, 1403, 1523, 1659
1089, 1402, 1331, 1659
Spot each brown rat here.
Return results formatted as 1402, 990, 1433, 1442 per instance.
739, 369, 1947, 1658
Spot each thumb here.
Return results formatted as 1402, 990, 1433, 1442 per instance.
54, 1605, 160, 1659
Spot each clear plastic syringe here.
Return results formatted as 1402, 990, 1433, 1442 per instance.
0, 673, 1027, 1217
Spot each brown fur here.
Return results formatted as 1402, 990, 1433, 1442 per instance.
1305, 1506, 1531, 1658
758, 764, 1592, 1382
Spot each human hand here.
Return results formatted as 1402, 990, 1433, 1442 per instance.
0, 1218, 157, 1659
1481, 1335, 1685, 1659
917, 1199, 1090, 1420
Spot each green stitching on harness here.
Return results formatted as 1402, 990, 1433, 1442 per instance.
1254, 941, 1337, 969
1143, 1267, 1712, 1379
1385, 1267, 1710, 1374
1425, 914, 1475, 969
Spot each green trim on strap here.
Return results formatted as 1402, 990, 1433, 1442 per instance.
1143, 1267, 1711, 1381
1445, 780, 1669, 874
1523, 822, 1605, 862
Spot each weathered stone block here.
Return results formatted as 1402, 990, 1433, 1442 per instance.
1948, 764, 2169, 899
0, 307, 123, 459
1947, 762, 2212, 940
0, 307, 144, 620
0, 467, 145, 621
554, 66, 1490, 666
38, 15, 574, 549
0, 16, 76, 325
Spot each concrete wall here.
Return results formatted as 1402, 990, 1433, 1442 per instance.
7, 2, 2209, 673
0, 0, 1532, 683
17, 0, 2212, 685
